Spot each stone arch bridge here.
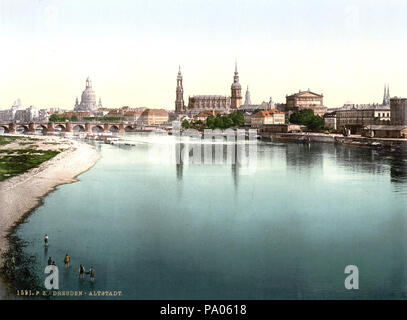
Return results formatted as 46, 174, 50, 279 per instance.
0, 122, 136, 134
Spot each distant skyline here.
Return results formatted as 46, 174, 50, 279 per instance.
1, 0, 407, 110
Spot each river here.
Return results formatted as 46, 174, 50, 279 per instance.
12, 133, 407, 299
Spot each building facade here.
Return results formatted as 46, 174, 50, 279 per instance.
0, 99, 49, 123
334, 106, 390, 133
323, 112, 337, 130
187, 95, 231, 114
364, 125, 407, 139
251, 109, 285, 128
390, 97, 407, 125
138, 109, 169, 125
286, 89, 327, 117
175, 63, 243, 115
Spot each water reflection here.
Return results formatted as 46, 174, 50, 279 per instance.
176, 163, 183, 181
390, 143, 407, 186
284, 142, 324, 171
231, 163, 239, 190
14, 133, 407, 299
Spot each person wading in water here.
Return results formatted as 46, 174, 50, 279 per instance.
44, 234, 49, 247
64, 254, 70, 268
87, 266, 95, 281
79, 264, 85, 279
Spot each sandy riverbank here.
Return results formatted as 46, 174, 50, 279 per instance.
0, 135, 100, 298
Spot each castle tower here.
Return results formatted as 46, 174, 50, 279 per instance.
244, 85, 251, 106
175, 66, 185, 112
231, 62, 242, 109
391, 97, 407, 125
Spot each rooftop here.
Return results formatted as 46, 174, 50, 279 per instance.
252, 109, 284, 118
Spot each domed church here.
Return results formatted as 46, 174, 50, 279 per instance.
74, 77, 102, 112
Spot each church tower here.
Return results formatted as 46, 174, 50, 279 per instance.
175, 66, 185, 112
244, 85, 251, 106
231, 62, 242, 109
383, 83, 390, 106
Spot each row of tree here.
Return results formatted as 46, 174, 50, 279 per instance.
49, 114, 78, 122
48, 114, 124, 122
182, 112, 245, 130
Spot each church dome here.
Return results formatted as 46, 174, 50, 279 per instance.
81, 86, 96, 105
74, 77, 98, 112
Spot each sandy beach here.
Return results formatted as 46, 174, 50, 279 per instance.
0, 135, 100, 298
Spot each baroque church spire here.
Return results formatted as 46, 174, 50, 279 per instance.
244, 85, 251, 106
175, 65, 184, 112
231, 61, 242, 109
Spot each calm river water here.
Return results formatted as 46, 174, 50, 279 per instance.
13, 133, 407, 299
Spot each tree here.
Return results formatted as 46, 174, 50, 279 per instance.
181, 119, 190, 129
206, 116, 215, 129
49, 114, 60, 122
290, 109, 314, 125
307, 116, 324, 132
214, 115, 224, 129
230, 111, 244, 126
223, 116, 234, 128
289, 109, 324, 132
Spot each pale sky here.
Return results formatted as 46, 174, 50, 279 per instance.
1, 0, 407, 110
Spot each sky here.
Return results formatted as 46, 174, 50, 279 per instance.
0, 0, 407, 110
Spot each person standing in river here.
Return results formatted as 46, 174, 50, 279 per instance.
44, 234, 49, 247
64, 254, 70, 268
79, 264, 85, 279
88, 266, 95, 281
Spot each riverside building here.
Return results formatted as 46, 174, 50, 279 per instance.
250, 109, 285, 128
286, 89, 327, 117
137, 109, 169, 125
324, 85, 392, 132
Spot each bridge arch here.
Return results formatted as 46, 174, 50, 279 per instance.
125, 125, 133, 132
54, 124, 66, 132
73, 124, 85, 132
0, 125, 9, 134
91, 125, 104, 133
16, 125, 29, 134
35, 124, 48, 134
109, 125, 119, 133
